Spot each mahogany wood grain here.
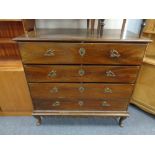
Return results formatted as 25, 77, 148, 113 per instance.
24, 65, 139, 83
0, 21, 24, 38
0, 20, 35, 60
33, 98, 129, 111
29, 83, 134, 99
19, 42, 146, 65
0, 43, 20, 59
0, 38, 16, 44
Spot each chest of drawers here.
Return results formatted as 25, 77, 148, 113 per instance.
15, 29, 151, 126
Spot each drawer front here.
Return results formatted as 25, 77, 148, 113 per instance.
29, 83, 134, 99
33, 99, 128, 111
25, 65, 139, 83
19, 42, 146, 65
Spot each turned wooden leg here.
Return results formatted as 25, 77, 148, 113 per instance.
119, 116, 127, 127
34, 116, 42, 126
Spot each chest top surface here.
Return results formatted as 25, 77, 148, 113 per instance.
14, 28, 152, 43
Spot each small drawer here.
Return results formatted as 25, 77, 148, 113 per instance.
29, 83, 134, 100
25, 65, 139, 83
33, 99, 129, 111
19, 42, 146, 65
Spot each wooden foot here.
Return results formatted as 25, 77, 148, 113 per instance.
119, 116, 127, 127
34, 116, 42, 126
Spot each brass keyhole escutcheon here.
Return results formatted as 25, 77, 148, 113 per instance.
78, 69, 85, 76
78, 100, 84, 106
79, 48, 86, 57
79, 86, 85, 93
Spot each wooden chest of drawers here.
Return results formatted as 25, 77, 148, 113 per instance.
15, 29, 151, 126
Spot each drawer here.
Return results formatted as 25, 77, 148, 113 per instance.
25, 65, 139, 83
29, 83, 134, 99
19, 42, 146, 65
33, 98, 129, 111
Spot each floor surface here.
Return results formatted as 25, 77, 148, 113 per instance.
0, 105, 155, 135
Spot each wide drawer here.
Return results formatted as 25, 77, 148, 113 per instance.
29, 83, 134, 99
33, 98, 129, 111
19, 42, 146, 65
25, 65, 139, 83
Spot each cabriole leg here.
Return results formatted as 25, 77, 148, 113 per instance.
119, 116, 127, 127
34, 116, 42, 126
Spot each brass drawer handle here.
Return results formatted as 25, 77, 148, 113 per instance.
78, 100, 84, 106
78, 69, 85, 76
50, 87, 59, 93
79, 86, 85, 93
48, 70, 57, 78
110, 49, 120, 58
101, 101, 110, 107
52, 101, 60, 107
44, 49, 55, 56
105, 70, 116, 77
79, 48, 86, 57
104, 87, 112, 93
